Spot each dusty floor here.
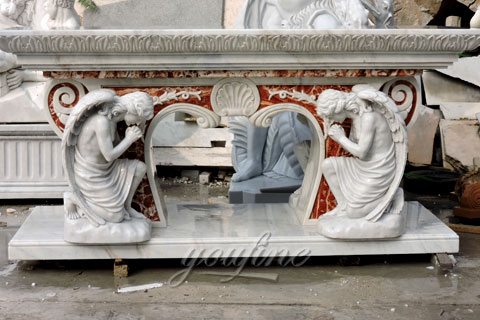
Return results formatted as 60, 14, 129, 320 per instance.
0, 185, 479, 320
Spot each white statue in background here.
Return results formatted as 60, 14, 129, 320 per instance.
315, 85, 407, 239
236, 0, 316, 29
0, 50, 24, 97
284, 0, 369, 29
230, 112, 311, 183
0, 0, 30, 28
40, 0, 80, 30
0, 0, 81, 30
62, 89, 154, 244
237, 0, 394, 29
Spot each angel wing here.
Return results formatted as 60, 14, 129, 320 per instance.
62, 89, 118, 227
353, 84, 408, 222
228, 116, 250, 173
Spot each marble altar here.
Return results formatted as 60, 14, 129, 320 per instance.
2, 28, 479, 256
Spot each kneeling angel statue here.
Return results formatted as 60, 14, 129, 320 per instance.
316, 85, 408, 239
62, 89, 154, 244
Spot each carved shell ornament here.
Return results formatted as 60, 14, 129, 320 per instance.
211, 78, 260, 117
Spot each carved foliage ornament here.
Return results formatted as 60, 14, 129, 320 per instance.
3, 33, 480, 54
153, 90, 202, 106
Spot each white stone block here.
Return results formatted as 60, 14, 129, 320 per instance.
423, 71, 480, 105
199, 172, 211, 185
181, 169, 199, 182
437, 56, 480, 88
0, 82, 46, 123
152, 114, 232, 148
440, 103, 480, 120
440, 120, 480, 170
153, 147, 233, 167
408, 106, 440, 165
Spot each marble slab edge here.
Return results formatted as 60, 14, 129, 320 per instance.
0, 29, 479, 71
8, 204, 459, 260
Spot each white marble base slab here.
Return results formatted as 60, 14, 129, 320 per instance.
8, 202, 458, 260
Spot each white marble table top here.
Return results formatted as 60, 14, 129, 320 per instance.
1, 29, 479, 70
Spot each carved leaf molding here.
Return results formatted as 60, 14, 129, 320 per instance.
3, 33, 480, 54
152, 90, 202, 105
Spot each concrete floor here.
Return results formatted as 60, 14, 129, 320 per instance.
1, 186, 480, 320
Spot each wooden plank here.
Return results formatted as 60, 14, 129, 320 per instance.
153, 147, 233, 167
448, 223, 480, 234
114, 258, 129, 278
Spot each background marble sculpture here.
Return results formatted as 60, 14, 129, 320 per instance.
315, 85, 408, 239
40, 0, 80, 30
62, 89, 153, 244
0, 49, 21, 97
0, 0, 80, 29
236, 0, 394, 29
230, 113, 311, 183
0, 0, 29, 28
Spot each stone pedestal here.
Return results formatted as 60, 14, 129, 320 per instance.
8, 202, 458, 260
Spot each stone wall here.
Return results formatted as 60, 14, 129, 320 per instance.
394, 0, 480, 27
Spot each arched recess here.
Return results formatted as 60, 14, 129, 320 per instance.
144, 103, 221, 227
249, 103, 326, 225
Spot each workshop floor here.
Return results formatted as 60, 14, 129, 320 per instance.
0, 186, 479, 320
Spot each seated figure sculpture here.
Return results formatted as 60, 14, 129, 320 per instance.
0, 0, 27, 28
62, 89, 154, 244
316, 85, 408, 239
40, 0, 80, 30
0, 49, 21, 96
